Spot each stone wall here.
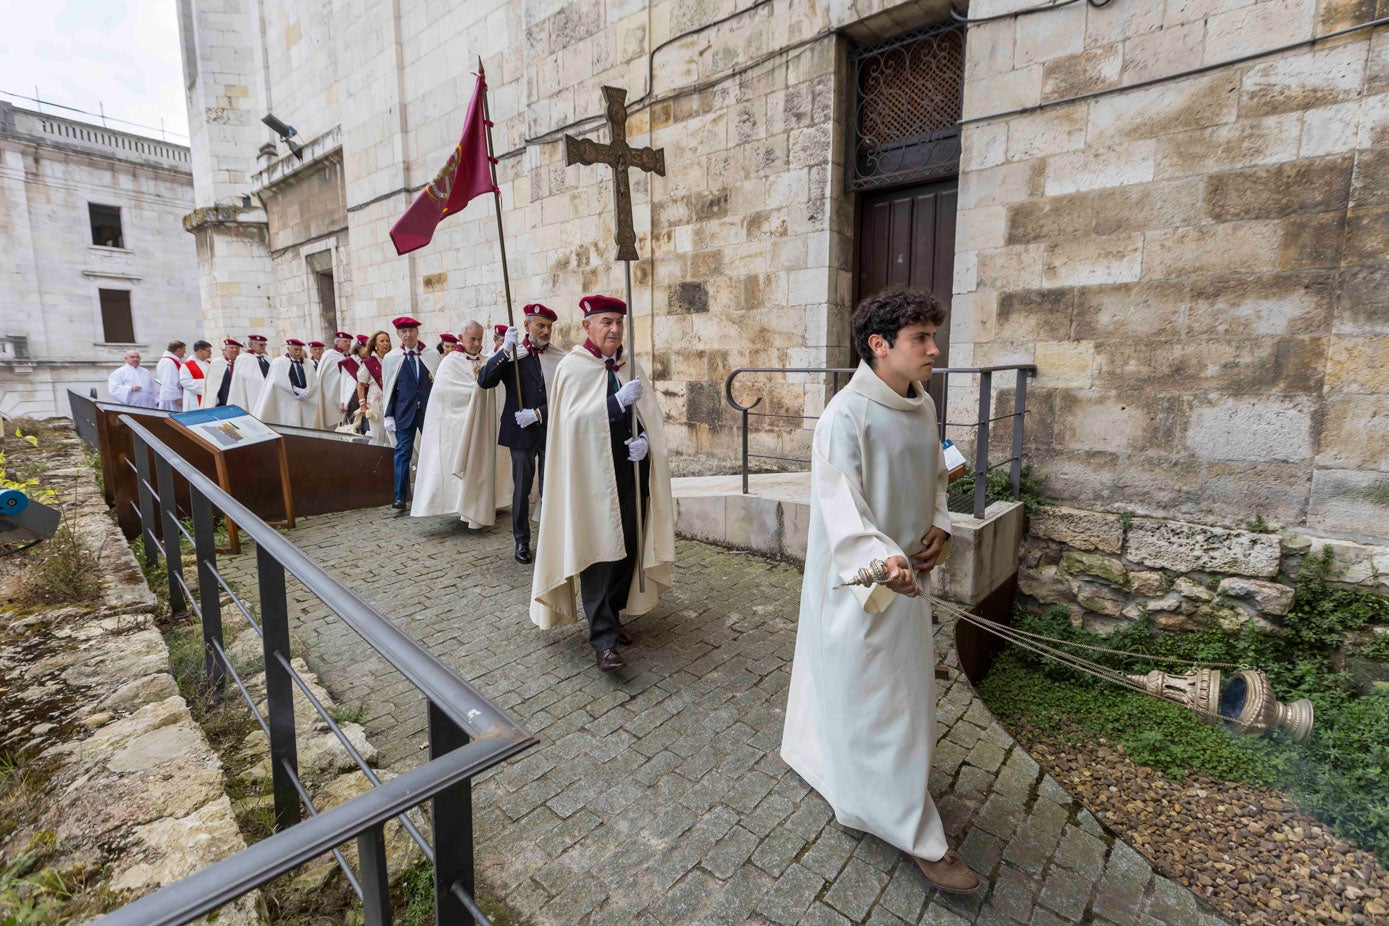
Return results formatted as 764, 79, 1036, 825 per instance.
0, 104, 203, 418
951, 0, 1389, 540
1019, 504, 1389, 633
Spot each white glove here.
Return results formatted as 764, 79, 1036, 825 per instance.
293, 386, 308, 399
515, 408, 540, 428
626, 434, 649, 462
384, 417, 396, 434
614, 378, 643, 409
502, 327, 519, 353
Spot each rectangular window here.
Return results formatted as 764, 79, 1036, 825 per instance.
99, 289, 135, 342
89, 203, 124, 248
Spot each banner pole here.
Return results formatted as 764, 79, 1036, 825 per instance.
624, 259, 645, 594
478, 58, 523, 398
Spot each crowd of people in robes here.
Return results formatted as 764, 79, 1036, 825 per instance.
105, 286, 987, 895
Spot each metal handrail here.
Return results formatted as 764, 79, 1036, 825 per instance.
89, 414, 536, 926
725, 364, 1037, 518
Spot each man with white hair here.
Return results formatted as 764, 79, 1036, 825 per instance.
228, 334, 271, 410
106, 350, 159, 408
317, 332, 353, 426
254, 338, 320, 428
529, 294, 676, 672
411, 321, 509, 527
154, 340, 187, 411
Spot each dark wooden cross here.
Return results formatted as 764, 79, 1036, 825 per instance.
564, 86, 665, 261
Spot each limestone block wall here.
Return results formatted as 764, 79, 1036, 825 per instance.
951, 0, 1389, 541
1019, 504, 1389, 634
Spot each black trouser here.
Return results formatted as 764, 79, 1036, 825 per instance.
580, 474, 638, 655
509, 446, 544, 546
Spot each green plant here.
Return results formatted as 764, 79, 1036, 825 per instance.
330, 702, 367, 725
1243, 512, 1273, 533
394, 861, 435, 926
14, 512, 101, 606
948, 463, 1046, 514
1118, 511, 1133, 531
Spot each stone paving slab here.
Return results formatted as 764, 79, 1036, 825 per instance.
218, 511, 1232, 925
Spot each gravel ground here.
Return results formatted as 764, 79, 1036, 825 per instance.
1013, 726, 1388, 926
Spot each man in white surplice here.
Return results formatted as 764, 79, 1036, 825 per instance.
780, 289, 982, 895
106, 350, 159, 408
410, 321, 510, 527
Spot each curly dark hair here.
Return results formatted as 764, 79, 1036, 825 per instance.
851, 289, 946, 367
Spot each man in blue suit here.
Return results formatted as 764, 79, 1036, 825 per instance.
477, 303, 563, 562
381, 316, 439, 509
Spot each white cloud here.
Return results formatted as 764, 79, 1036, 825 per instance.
0, 0, 188, 141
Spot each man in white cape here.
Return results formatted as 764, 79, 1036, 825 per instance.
780, 289, 981, 895
179, 340, 214, 410
153, 340, 186, 411
253, 338, 320, 428
530, 294, 675, 672
106, 349, 158, 408
316, 332, 352, 427
410, 322, 510, 526
203, 339, 242, 408
228, 333, 271, 410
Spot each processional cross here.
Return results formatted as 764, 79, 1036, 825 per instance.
564, 86, 666, 591
564, 86, 665, 261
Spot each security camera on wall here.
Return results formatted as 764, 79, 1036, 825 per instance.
261, 113, 303, 160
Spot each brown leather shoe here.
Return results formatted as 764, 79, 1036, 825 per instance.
616, 628, 633, 646
907, 849, 983, 895
596, 648, 626, 671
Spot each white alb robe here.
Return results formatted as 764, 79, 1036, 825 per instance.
410, 352, 507, 526
253, 356, 320, 428
106, 364, 158, 408
781, 362, 954, 861
228, 351, 270, 411
154, 353, 184, 410
179, 358, 208, 411
530, 346, 676, 628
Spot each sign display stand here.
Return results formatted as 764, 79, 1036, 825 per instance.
167, 406, 295, 553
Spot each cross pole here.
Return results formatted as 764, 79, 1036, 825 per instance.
564, 86, 665, 593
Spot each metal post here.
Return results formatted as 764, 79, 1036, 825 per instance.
741, 407, 750, 495
1009, 369, 1028, 503
973, 372, 992, 520
357, 823, 392, 926
191, 488, 226, 695
132, 439, 157, 568
154, 455, 186, 614
258, 548, 301, 830
429, 701, 474, 926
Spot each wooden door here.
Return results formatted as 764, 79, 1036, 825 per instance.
854, 178, 957, 421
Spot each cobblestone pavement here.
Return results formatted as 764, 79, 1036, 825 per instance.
220, 511, 1231, 926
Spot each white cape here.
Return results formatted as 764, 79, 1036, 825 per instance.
204, 358, 233, 407
317, 348, 346, 427
228, 352, 270, 411
409, 352, 508, 526
253, 356, 320, 428
154, 354, 183, 410
529, 346, 675, 629
780, 362, 954, 861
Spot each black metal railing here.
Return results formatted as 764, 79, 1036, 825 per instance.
92, 414, 535, 926
724, 364, 1036, 519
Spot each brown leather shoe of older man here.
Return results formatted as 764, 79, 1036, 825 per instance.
907, 849, 983, 894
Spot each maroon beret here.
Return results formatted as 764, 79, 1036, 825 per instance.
223, 338, 244, 348
356, 334, 369, 343
392, 316, 422, 329
286, 338, 305, 346
308, 340, 325, 348
247, 334, 268, 342
524, 303, 558, 321
438, 332, 458, 343
333, 331, 353, 340
493, 324, 508, 337
580, 294, 626, 317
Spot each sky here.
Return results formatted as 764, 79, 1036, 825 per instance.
0, 0, 190, 141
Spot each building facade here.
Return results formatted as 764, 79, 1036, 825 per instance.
178, 0, 1387, 554
0, 103, 204, 418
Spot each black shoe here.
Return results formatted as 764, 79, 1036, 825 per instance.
616, 628, 633, 646
597, 648, 626, 671
515, 542, 532, 564
391, 500, 407, 510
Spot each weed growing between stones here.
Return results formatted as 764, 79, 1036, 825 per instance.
391, 861, 519, 926
980, 547, 1389, 865
12, 512, 102, 607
